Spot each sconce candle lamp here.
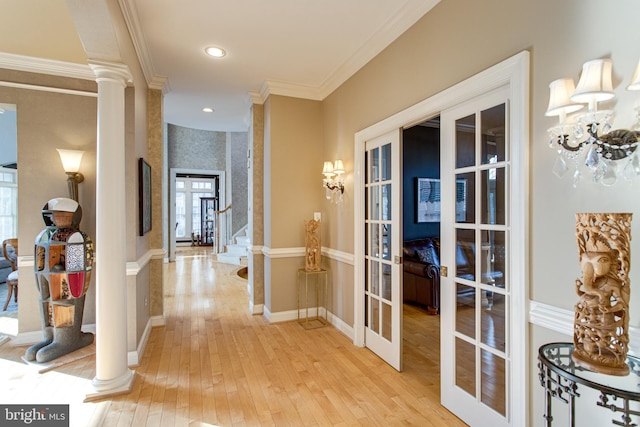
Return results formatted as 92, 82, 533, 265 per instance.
546, 58, 640, 187
57, 149, 85, 202
322, 159, 345, 203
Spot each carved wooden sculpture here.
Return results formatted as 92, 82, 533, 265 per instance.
304, 219, 321, 271
573, 212, 632, 375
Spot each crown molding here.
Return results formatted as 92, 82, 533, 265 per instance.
119, 0, 169, 92
0, 52, 95, 81
256, 0, 441, 103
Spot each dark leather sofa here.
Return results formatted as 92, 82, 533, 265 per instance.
402, 238, 440, 314
403, 237, 505, 315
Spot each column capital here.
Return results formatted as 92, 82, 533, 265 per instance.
88, 60, 133, 86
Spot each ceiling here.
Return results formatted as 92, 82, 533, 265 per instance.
0, 0, 440, 132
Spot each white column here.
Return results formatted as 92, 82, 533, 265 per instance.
87, 61, 135, 399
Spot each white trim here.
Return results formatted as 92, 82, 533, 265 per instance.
262, 246, 305, 258
0, 52, 95, 80
528, 301, 574, 338
353, 51, 530, 427
118, 0, 169, 92
322, 247, 355, 265
150, 315, 165, 327
529, 300, 640, 356
0, 80, 97, 98
263, 306, 355, 341
127, 317, 153, 366
259, 245, 355, 264
126, 248, 165, 276
249, 302, 264, 315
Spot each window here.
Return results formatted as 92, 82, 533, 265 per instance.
0, 167, 17, 242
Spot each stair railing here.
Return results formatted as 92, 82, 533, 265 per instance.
213, 204, 232, 253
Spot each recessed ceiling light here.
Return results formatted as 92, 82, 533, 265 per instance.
202, 107, 214, 113
205, 46, 226, 58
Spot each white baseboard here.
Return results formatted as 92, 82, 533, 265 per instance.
128, 318, 153, 367
249, 302, 264, 315
150, 315, 165, 327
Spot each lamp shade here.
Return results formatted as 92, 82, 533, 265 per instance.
545, 78, 583, 117
333, 159, 345, 175
627, 58, 640, 90
57, 149, 84, 173
322, 161, 334, 176
570, 59, 615, 105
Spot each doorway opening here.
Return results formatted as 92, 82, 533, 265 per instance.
0, 103, 18, 337
169, 168, 226, 262
401, 116, 442, 393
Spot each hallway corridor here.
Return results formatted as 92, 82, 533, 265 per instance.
0, 248, 464, 426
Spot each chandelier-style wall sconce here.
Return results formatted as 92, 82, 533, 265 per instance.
322, 159, 345, 203
57, 148, 85, 202
546, 58, 640, 187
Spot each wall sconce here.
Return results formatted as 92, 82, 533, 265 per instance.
322, 159, 345, 203
57, 149, 85, 202
546, 58, 640, 187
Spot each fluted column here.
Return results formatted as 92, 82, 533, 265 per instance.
86, 60, 135, 399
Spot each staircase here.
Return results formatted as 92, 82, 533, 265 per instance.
216, 229, 249, 265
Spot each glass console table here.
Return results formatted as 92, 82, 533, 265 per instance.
538, 342, 640, 426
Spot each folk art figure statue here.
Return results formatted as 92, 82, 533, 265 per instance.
304, 219, 321, 271
573, 212, 632, 375
25, 198, 94, 363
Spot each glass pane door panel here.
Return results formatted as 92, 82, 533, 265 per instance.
382, 184, 391, 220
482, 293, 506, 352
370, 224, 379, 258
482, 168, 505, 225
371, 298, 380, 333
481, 104, 506, 164
365, 261, 369, 292
481, 230, 506, 287
371, 187, 380, 220
371, 261, 380, 296
382, 264, 391, 301
371, 147, 380, 182
365, 296, 369, 327
456, 338, 476, 396
382, 302, 392, 340
456, 114, 476, 168
456, 284, 475, 338
381, 144, 391, 181
456, 228, 475, 280
481, 349, 506, 416
365, 224, 369, 256
456, 172, 475, 223
382, 225, 391, 261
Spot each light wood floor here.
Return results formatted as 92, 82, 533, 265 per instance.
0, 248, 465, 426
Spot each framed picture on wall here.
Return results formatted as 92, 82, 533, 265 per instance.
415, 177, 440, 223
139, 158, 152, 236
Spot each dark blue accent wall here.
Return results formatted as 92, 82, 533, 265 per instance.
403, 123, 440, 241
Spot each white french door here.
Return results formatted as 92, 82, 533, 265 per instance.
363, 130, 403, 370
440, 86, 512, 426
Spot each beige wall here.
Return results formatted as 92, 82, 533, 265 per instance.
265, 95, 324, 248
263, 95, 324, 313
319, 0, 640, 424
